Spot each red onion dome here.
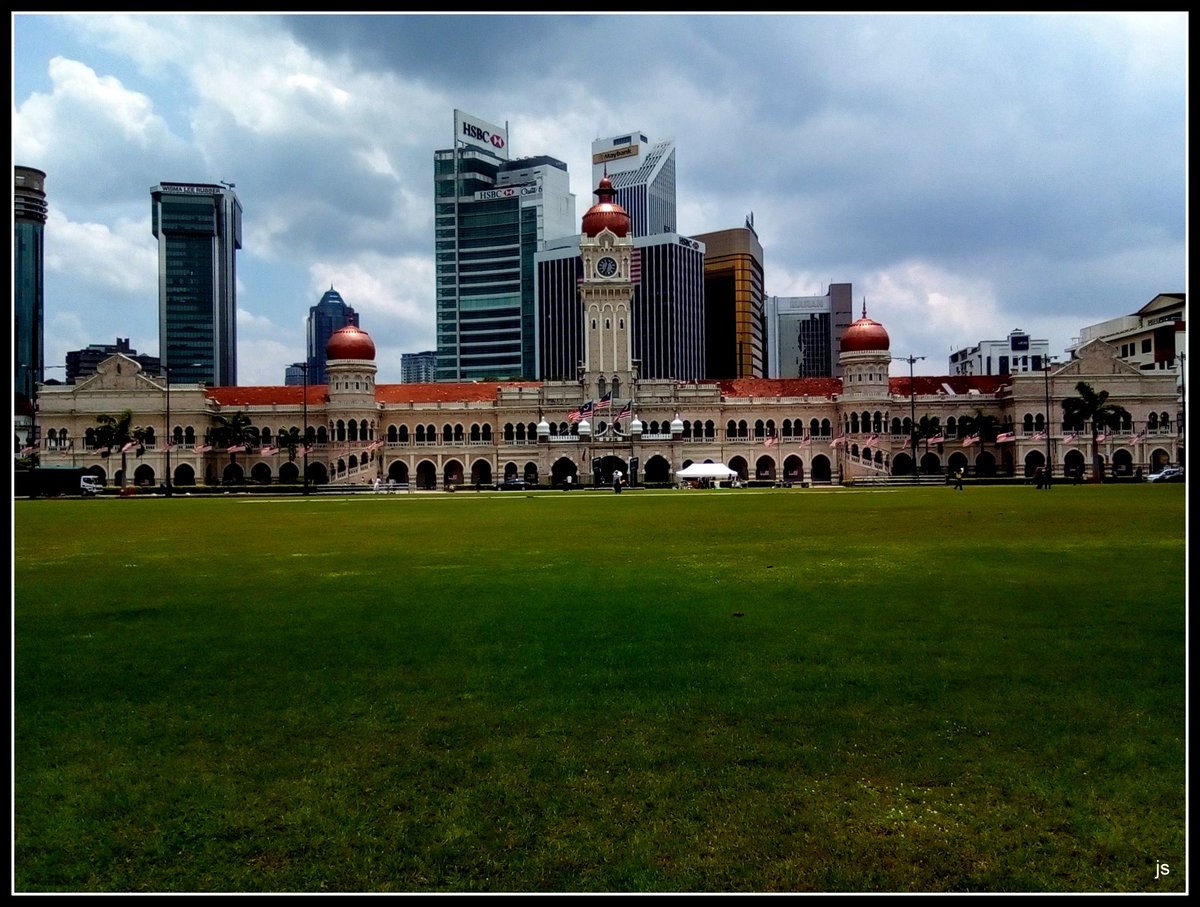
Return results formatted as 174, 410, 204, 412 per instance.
327, 324, 376, 361
581, 176, 631, 238
841, 304, 890, 352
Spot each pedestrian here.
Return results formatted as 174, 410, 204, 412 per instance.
954, 468, 964, 491
613, 469, 622, 494
1034, 466, 1044, 490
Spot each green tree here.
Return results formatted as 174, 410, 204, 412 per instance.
278, 426, 302, 463
1061, 381, 1132, 481
959, 408, 1002, 476
95, 409, 148, 487
210, 411, 256, 476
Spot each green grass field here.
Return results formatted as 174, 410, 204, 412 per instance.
13, 484, 1187, 893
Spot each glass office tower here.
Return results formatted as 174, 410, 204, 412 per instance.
15, 166, 47, 436
434, 110, 575, 381
151, 181, 242, 386
306, 286, 359, 385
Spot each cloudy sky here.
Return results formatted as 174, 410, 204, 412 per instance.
12, 12, 1187, 384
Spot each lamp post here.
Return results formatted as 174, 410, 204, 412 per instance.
162, 362, 202, 496
1178, 352, 1186, 467
301, 362, 310, 496
1043, 356, 1057, 482
896, 354, 925, 484
24, 363, 66, 476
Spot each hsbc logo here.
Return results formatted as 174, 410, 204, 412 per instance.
462, 123, 506, 150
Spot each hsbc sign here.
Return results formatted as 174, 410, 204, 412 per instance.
454, 109, 510, 160
474, 184, 541, 202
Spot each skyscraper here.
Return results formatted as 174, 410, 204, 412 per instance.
693, 223, 766, 379
591, 132, 677, 238
434, 110, 576, 381
306, 286, 359, 385
401, 350, 437, 383
151, 181, 242, 386
15, 165, 47, 441
765, 283, 853, 378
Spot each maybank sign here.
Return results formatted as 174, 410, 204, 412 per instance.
455, 109, 509, 160
592, 145, 639, 165
474, 185, 542, 202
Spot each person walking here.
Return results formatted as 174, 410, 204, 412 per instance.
954, 468, 964, 491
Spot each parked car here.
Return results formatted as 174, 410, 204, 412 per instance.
499, 477, 526, 491
1147, 467, 1185, 483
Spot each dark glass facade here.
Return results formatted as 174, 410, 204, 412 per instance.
151, 183, 242, 386
694, 228, 765, 379
15, 166, 46, 420
306, 288, 359, 385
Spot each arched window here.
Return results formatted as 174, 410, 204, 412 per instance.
1148, 412, 1159, 430
442, 424, 453, 443
726, 420, 737, 439
1023, 414, 1034, 432
612, 377, 620, 398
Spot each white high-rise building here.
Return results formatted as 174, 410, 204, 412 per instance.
591, 131, 677, 238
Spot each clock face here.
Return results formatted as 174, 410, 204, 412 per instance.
596, 256, 618, 278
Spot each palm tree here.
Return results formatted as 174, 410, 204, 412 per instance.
959, 408, 1002, 477
1062, 381, 1132, 481
210, 411, 256, 479
278, 426, 302, 463
94, 409, 147, 487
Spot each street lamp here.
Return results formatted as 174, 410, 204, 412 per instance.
162, 362, 202, 496
1178, 352, 1186, 466
1043, 356, 1057, 482
23, 363, 66, 472
301, 362, 310, 496
896, 354, 925, 484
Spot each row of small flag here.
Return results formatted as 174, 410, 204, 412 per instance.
568, 395, 632, 424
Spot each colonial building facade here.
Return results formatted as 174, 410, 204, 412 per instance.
31, 180, 1182, 490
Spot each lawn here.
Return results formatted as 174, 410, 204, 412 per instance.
13, 484, 1187, 892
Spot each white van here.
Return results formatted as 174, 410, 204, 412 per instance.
80, 476, 104, 496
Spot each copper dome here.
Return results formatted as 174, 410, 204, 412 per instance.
841, 305, 890, 353
581, 176, 630, 238
327, 325, 376, 361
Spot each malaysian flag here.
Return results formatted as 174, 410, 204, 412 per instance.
121, 441, 138, 453
996, 431, 1016, 443
629, 248, 642, 285
830, 435, 846, 449
900, 436, 910, 450
365, 440, 385, 451
927, 434, 946, 446
615, 400, 632, 422
961, 433, 980, 448
20, 444, 37, 455
1130, 431, 1146, 444
1030, 431, 1047, 442
569, 400, 594, 424
799, 435, 812, 448
260, 445, 279, 456
1094, 431, 1108, 443
595, 393, 612, 412
163, 441, 178, 452
763, 434, 777, 447
226, 443, 246, 453
194, 442, 213, 453
1063, 432, 1080, 445
864, 433, 880, 447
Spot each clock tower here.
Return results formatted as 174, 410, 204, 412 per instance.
579, 175, 636, 397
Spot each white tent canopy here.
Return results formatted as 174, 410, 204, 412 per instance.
676, 462, 738, 480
